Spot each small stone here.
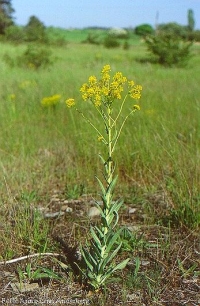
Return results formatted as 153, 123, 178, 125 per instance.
128, 208, 137, 214
44, 211, 65, 218
141, 260, 150, 266
65, 207, 73, 213
88, 207, 101, 218
61, 205, 69, 211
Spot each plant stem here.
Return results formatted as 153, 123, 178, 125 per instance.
105, 107, 113, 215
112, 109, 135, 154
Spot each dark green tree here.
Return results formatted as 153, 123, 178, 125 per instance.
0, 0, 15, 34
24, 15, 48, 43
188, 9, 195, 32
135, 24, 154, 37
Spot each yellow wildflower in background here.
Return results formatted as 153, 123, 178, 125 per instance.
98, 135, 104, 141
66, 98, 75, 108
129, 85, 143, 100
41, 94, 61, 107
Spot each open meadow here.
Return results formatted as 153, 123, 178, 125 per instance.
0, 36, 200, 305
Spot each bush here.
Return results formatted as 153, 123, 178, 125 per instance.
188, 30, 200, 42
4, 25, 26, 43
157, 22, 188, 39
123, 40, 130, 50
145, 33, 192, 67
135, 24, 154, 37
82, 33, 101, 45
104, 35, 120, 48
4, 44, 54, 69
20, 44, 53, 68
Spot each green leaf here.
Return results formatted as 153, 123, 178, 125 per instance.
103, 242, 122, 267
80, 246, 95, 272
112, 258, 130, 272
106, 175, 118, 195
90, 240, 102, 259
95, 176, 106, 195
93, 201, 104, 218
90, 227, 102, 248
98, 154, 106, 165
106, 231, 121, 252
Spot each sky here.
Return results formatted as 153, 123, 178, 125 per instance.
12, 0, 200, 30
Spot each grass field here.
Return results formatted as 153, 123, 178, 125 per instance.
0, 36, 200, 304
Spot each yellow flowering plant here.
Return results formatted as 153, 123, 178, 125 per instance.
41, 94, 61, 107
66, 65, 142, 290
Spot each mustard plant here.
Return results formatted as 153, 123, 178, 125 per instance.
41, 94, 61, 107
66, 64, 142, 290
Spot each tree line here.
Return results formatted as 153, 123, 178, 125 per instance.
0, 1, 200, 43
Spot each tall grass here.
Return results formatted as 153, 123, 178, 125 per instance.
0, 41, 199, 226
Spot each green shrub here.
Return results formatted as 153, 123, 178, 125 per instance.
82, 32, 101, 45
157, 22, 188, 39
188, 30, 200, 42
104, 35, 120, 48
21, 44, 53, 68
123, 40, 130, 50
4, 25, 26, 43
4, 44, 54, 69
135, 24, 154, 37
145, 33, 192, 67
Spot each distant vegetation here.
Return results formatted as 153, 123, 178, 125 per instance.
0, 1, 200, 68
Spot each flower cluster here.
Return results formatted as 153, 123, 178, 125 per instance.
41, 94, 61, 107
77, 64, 142, 108
66, 98, 75, 108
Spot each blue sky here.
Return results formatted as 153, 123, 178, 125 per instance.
12, 0, 200, 29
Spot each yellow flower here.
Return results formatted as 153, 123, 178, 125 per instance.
129, 85, 142, 99
133, 104, 140, 111
101, 72, 110, 82
128, 80, 135, 87
101, 64, 111, 74
66, 98, 75, 108
75, 65, 142, 107
88, 76, 97, 84
80, 83, 88, 93
94, 95, 101, 107
101, 87, 109, 96
41, 94, 61, 107
113, 72, 127, 84
87, 87, 96, 97
98, 135, 103, 141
